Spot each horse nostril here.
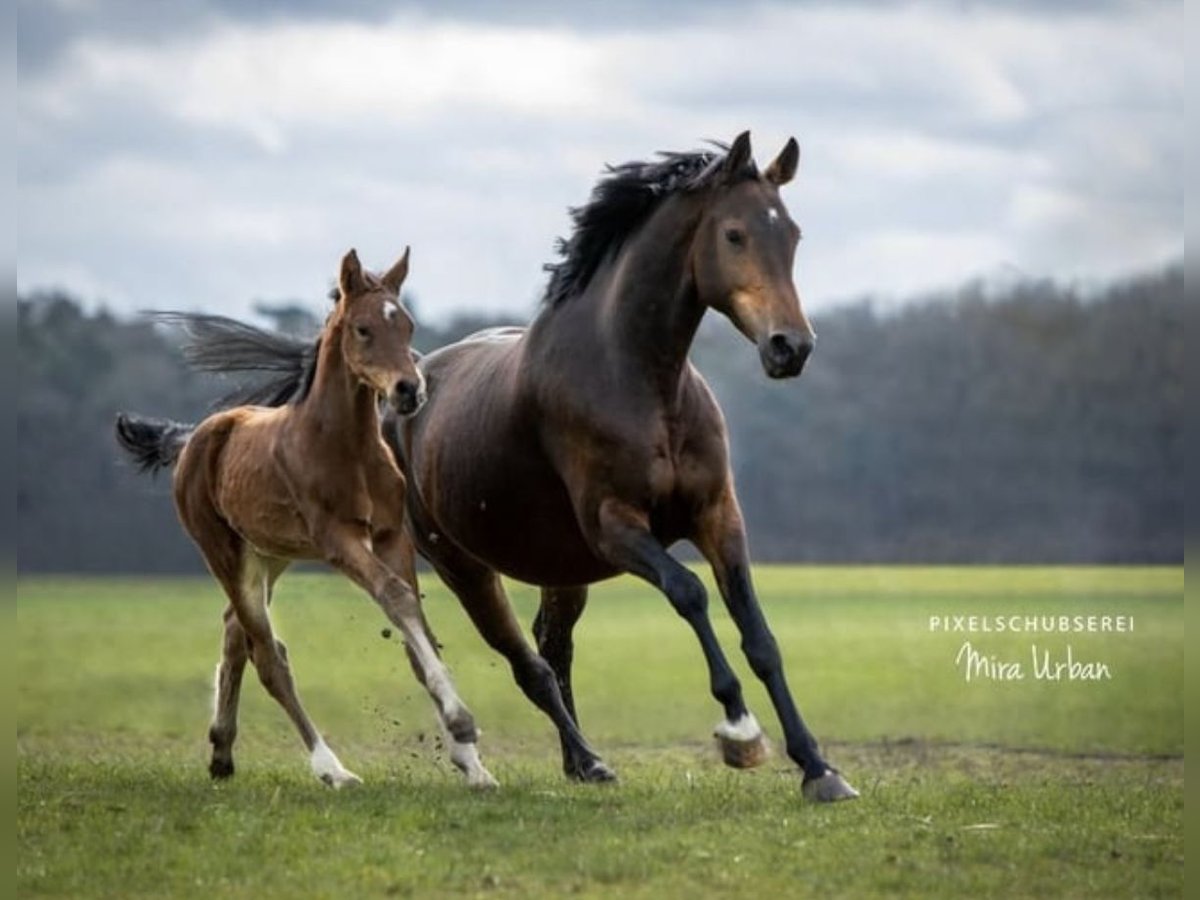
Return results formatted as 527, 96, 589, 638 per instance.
769, 333, 793, 356
768, 332, 813, 363
392, 380, 422, 413
764, 331, 815, 376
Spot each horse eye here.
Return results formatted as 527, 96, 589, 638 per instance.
724, 228, 745, 246
354, 324, 371, 340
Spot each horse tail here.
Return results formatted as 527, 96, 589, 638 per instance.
114, 413, 193, 474
148, 311, 318, 408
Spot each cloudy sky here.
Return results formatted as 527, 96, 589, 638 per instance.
17, 0, 1183, 324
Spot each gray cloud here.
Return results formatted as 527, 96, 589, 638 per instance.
17, 0, 1183, 323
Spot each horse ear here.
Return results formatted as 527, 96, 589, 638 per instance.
765, 138, 799, 186
722, 130, 753, 180
339, 248, 365, 298
381, 246, 411, 295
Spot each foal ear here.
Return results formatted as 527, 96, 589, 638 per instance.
722, 130, 753, 181
339, 248, 366, 298
765, 138, 800, 186
381, 246, 411, 295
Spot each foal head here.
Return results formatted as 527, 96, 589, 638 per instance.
691, 131, 815, 379
333, 247, 424, 415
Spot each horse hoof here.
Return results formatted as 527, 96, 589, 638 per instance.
468, 769, 501, 790
801, 769, 859, 803
319, 769, 363, 790
714, 714, 769, 769
573, 760, 618, 784
209, 758, 235, 780
717, 733, 769, 769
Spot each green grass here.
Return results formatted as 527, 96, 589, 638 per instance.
18, 567, 1183, 898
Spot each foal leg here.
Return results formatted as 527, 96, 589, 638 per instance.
232, 550, 361, 788
533, 586, 588, 776
437, 561, 614, 783
208, 605, 248, 779
208, 557, 293, 779
589, 500, 758, 762
371, 532, 497, 789
695, 492, 858, 802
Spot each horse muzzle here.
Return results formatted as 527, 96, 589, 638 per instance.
759, 330, 815, 379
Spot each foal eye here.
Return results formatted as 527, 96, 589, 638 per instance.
724, 228, 745, 246
354, 324, 371, 340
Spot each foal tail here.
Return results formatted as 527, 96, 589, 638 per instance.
114, 413, 193, 474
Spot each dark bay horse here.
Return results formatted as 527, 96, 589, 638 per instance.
115, 249, 497, 789
174, 133, 857, 802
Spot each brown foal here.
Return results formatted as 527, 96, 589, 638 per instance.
115, 249, 496, 789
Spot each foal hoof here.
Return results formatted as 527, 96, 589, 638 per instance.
311, 741, 362, 789
801, 769, 859, 803
209, 757, 235, 780
318, 769, 363, 790
714, 714, 769, 769
572, 759, 618, 784
466, 768, 501, 791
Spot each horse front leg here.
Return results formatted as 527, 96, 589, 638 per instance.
694, 491, 858, 802
590, 499, 756, 752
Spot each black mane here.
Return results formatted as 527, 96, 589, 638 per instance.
542, 144, 746, 307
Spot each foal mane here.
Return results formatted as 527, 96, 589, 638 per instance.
150, 311, 319, 408
154, 269, 402, 411
542, 142, 751, 308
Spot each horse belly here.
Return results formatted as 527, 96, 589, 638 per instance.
419, 439, 614, 587
412, 338, 618, 586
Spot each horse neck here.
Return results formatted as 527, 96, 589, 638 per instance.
295, 320, 380, 447
541, 194, 707, 404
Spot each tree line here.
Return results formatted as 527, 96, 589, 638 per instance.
17, 264, 1182, 572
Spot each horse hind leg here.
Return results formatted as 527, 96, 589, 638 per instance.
208, 604, 249, 778
442, 562, 614, 783
533, 585, 588, 777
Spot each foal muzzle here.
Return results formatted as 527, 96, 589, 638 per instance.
390, 378, 427, 416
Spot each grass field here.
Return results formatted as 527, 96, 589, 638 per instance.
17, 567, 1183, 898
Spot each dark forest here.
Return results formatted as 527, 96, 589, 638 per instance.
17, 265, 1182, 571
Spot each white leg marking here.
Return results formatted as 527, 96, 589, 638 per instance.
403, 631, 497, 788
212, 662, 223, 718
714, 712, 763, 743
310, 738, 362, 789
442, 723, 499, 789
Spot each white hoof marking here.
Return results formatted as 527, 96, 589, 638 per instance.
447, 736, 499, 789
311, 740, 361, 789
714, 712, 763, 743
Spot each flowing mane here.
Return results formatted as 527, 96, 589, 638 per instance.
542, 143, 753, 307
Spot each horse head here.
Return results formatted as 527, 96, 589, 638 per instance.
692, 131, 815, 379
